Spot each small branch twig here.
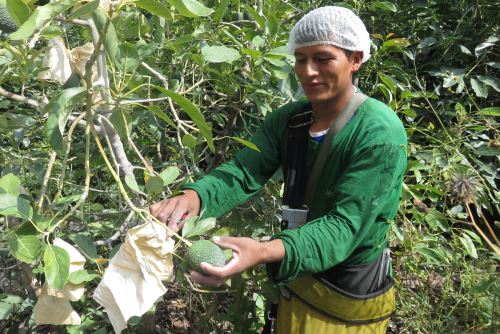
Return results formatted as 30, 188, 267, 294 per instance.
0, 86, 42, 108
95, 210, 135, 246
465, 203, 500, 255
37, 151, 57, 212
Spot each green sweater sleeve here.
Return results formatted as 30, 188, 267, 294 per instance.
267, 142, 407, 285
182, 103, 298, 218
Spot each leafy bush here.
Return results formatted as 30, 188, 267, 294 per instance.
0, 0, 498, 333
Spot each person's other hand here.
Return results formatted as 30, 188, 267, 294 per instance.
190, 236, 285, 287
149, 189, 201, 233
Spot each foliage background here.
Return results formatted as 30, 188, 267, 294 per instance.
0, 0, 498, 333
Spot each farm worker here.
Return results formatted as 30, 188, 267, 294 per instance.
151, 6, 407, 334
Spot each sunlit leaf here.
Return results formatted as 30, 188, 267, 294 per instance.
67, 0, 99, 20
0, 173, 20, 196
9, 234, 42, 263
459, 234, 478, 259
213, 0, 229, 23
230, 136, 260, 152
477, 75, 500, 92
182, 217, 216, 238
10, 0, 75, 40
93, 9, 119, 63
6, 0, 30, 26
470, 78, 488, 98
201, 45, 241, 63
45, 87, 86, 154
182, 133, 196, 149
44, 244, 70, 290
125, 174, 144, 195
135, 0, 171, 20
147, 106, 177, 129
119, 42, 140, 73
159, 166, 180, 186
371, 1, 397, 12
68, 269, 98, 284
167, 0, 213, 17
0, 193, 33, 220
478, 107, 500, 116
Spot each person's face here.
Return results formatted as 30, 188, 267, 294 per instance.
294, 44, 362, 103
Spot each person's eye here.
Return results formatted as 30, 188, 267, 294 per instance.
295, 58, 306, 64
318, 57, 333, 63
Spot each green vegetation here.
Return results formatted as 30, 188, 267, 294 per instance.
0, 0, 498, 333
186, 239, 226, 273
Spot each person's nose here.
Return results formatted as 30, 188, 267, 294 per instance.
299, 60, 319, 78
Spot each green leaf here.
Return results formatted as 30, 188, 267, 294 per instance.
417, 37, 437, 50
478, 107, 500, 116
470, 78, 488, 98
424, 209, 449, 232
125, 174, 145, 195
44, 245, 70, 290
93, 9, 119, 63
0, 294, 23, 304
182, 133, 197, 149
244, 4, 265, 30
153, 86, 214, 152
6, 0, 30, 26
71, 235, 97, 259
9, 234, 42, 263
109, 109, 131, 140
213, 0, 229, 23
230, 136, 260, 151
68, 269, 98, 284
267, 12, 279, 37
67, 0, 99, 20
477, 75, 500, 92
10, 0, 75, 40
147, 105, 177, 128
201, 45, 241, 63
0, 193, 33, 220
135, 0, 171, 20
0, 173, 20, 196
167, 0, 213, 17
182, 217, 216, 238
159, 166, 179, 186
0, 302, 13, 321
371, 1, 397, 12
119, 42, 140, 73
145, 175, 164, 194
459, 234, 478, 259
382, 38, 410, 48
45, 87, 87, 154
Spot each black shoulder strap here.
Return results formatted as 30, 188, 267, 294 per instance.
282, 103, 313, 209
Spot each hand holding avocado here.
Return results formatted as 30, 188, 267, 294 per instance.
188, 236, 285, 287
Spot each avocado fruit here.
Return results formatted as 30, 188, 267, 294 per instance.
186, 240, 225, 273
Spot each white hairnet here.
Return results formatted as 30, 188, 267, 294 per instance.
288, 6, 371, 63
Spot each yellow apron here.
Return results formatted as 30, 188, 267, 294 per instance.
277, 275, 395, 334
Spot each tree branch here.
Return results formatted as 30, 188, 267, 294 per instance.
0, 86, 43, 108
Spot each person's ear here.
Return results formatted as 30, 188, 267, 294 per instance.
351, 51, 363, 72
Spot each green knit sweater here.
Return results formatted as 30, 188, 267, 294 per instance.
184, 97, 407, 285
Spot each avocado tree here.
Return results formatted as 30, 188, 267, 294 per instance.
0, 0, 498, 333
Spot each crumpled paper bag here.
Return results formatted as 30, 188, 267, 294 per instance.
93, 221, 175, 333
37, 37, 72, 84
33, 238, 86, 325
